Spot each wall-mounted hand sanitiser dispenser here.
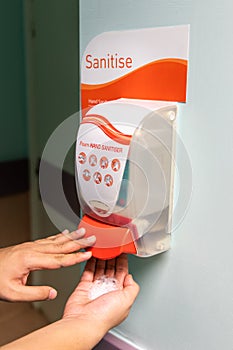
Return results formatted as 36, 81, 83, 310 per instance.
76, 99, 177, 259
76, 25, 189, 259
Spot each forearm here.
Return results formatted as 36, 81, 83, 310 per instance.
1, 318, 108, 350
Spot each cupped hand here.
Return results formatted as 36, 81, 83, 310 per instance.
0, 228, 95, 302
63, 254, 139, 332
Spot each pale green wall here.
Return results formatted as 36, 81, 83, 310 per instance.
27, 0, 79, 175
80, 1, 233, 349
25, 0, 80, 321
0, 0, 27, 162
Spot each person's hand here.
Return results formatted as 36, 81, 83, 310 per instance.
0, 255, 139, 350
63, 254, 139, 333
0, 228, 95, 302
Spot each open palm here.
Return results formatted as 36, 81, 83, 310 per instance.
63, 254, 139, 330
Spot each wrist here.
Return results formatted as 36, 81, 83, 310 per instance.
59, 316, 109, 347
3, 318, 109, 350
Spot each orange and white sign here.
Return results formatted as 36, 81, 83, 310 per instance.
81, 25, 189, 111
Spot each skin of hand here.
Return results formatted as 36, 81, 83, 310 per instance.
63, 254, 140, 332
1, 254, 139, 350
0, 228, 96, 302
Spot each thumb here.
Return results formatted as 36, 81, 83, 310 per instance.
13, 285, 58, 302
123, 274, 140, 303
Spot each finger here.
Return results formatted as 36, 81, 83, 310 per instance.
105, 258, 116, 278
94, 259, 106, 280
123, 274, 140, 304
80, 257, 96, 282
115, 254, 128, 285
34, 235, 96, 255
28, 251, 92, 270
36, 228, 86, 244
35, 229, 70, 243
55, 228, 87, 243
11, 285, 58, 302
59, 235, 96, 252
75, 235, 96, 248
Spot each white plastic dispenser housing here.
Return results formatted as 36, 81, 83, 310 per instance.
76, 99, 177, 259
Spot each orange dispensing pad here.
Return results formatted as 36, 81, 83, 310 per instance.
78, 215, 137, 260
